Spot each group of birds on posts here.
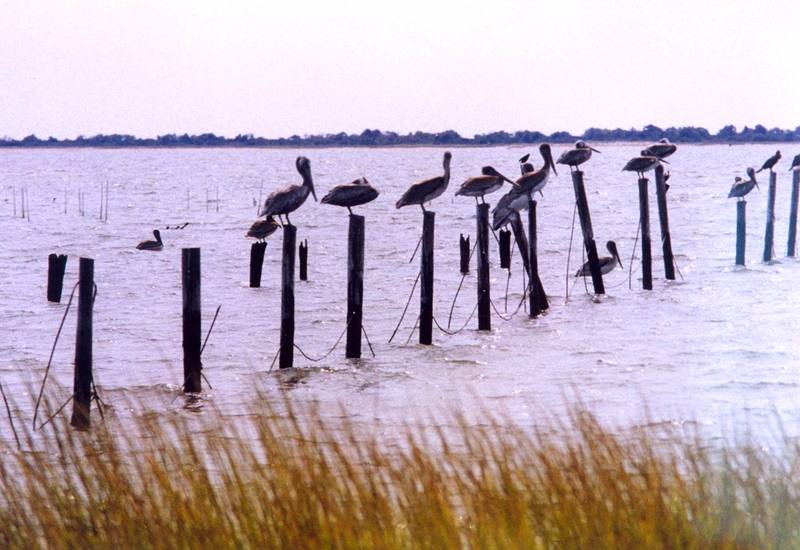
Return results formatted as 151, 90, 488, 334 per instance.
727, 150, 800, 201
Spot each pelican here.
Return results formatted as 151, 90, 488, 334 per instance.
641, 138, 677, 159
557, 141, 600, 171
136, 229, 163, 251
455, 166, 515, 204
321, 177, 380, 214
575, 241, 622, 276
514, 144, 557, 196
727, 168, 759, 201
757, 150, 781, 173
521, 162, 535, 174
622, 155, 667, 179
259, 156, 316, 225
788, 153, 800, 171
246, 216, 281, 241
396, 151, 452, 211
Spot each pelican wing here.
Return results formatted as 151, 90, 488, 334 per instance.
396, 176, 444, 208
261, 184, 304, 216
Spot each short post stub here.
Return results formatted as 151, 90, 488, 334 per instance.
70, 257, 94, 429
476, 203, 491, 331
299, 239, 308, 281
345, 214, 365, 359
638, 178, 653, 290
280, 226, 297, 368
736, 201, 747, 266
182, 248, 202, 393
420, 211, 435, 345
499, 229, 511, 270
47, 254, 68, 303
459, 234, 470, 274
249, 242, 267, 288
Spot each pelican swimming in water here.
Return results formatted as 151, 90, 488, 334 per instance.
136, 229, 163, 251
246, 216, 281, 241
641, 138, 677, 159
622, 155, 667, 179
321, 177, 380, 214
259, 156, 316, 225
455, 166, 515, 204
557, 141, 600, 171
789, 153, 800, 171
396, 151, 452, 211
757, 150, 781, 173
727, 168, 759, 200
575, 241, 622, 276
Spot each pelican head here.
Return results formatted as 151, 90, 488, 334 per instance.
606, 240, 622, 269
540, 143, 557, 176
734, 176, 743, 183
153, 229, 162, 242
522, 162, 535, 174
296, 156, 316, 201
576, 140, 600, 153
747, 167, 759, 189
443, 151, 452, 165
482, 166, 515, 185
519, 153, 531, 164
659, 138, 670, 144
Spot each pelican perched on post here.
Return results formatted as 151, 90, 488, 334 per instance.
321, 177, 380, 214
575, 241, 622, 276
259, 156, 316, 225
557, 141, 600, 171
622, 155, 667, 179
246, 215, 281, 241
136, 229, 163, 251
514, 144, 557, 196
757, 150, 781, 173
490, 145, 555, 228
396, 151, 452, 211
727, 168, 759, 200
641, 138, 677, 159
455, 166, 515, 204
789, 153, 800, 171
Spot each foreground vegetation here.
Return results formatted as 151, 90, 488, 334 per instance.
1, 399, 799, 549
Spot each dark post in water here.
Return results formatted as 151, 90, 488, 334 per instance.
346, 214, 365, 358
476, 203, 491, 331
47, 253, 68, 303
70, 257, 94, 429
736, 201, 746, 266
499, 229, 511, 269
182, 248, 202, 392
654, 165, 675, 279
571, 170, 605, 294
509, 214, 530, 277
788, 169, 799, 257
420, 211, 435, 345
528, 197, 548, 316
299, 239, 308, 281
763, 171, 777, 263
280, 226, 297, 368
638, 178, 653, 290
459, 233, 470, 274
249, 242, 267, 288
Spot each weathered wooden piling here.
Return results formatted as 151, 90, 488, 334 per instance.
249, 242, 267, 288
571, 170, 605, 294
47, 254, 68, 303
182, 248, 202, 392
420, 212, 435, 345
476, 203, 491, 330
280, 226, 297, 368
654, 165, 675, 280
736, 201, 746, 266
528, 197, 549, 316
499, 229, 511, 269
459, 234, 470, 274
788, 169, 799, 257
70, 257, 94, 430
763, 171, 777, 263
509, 214, 530, 276
638, 178, 653, 290
346, 214, 365, 358
299, 239, 308, 281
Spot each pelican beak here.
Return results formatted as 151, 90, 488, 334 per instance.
499, 172, 516, 186
660, 158, 671, 165
590, 147, 601, 153
615, 250, 623, 269
311, 185, 318, 202
549, 156, 558, 176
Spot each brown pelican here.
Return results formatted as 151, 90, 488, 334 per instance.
727, 168, 759, 200
757, 150, 781, 173
321, 177, 380, 214
521, 162, 535, 174
490, 145, 555, 228
396, 151, 452, 211
641, 138, 677, 159
514, 144, 557, 196
788, 153, 800, 171
557, 141, 600, 171
136, 229, 163, 251
455, 166, 515, 204
575, 241, 622, 276
246, 215, 281, 241
622, 156, 667, 178
259, 156, 316, 225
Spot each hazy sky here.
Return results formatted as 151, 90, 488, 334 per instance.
2, 0, 799, 139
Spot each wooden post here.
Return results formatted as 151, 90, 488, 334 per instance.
249, 242, 267, 288
459, 234, 470, 274
763, 171, 777, 263
280, 226, 297, 368
638, 178, 653, 290
346, 214, 365, 358
788, 170, 799, 257
736, 201, 746, 266
182, 248, 202, 392
299, 239, 308, 281
476, 203, 491, 331
571, 170, 605, 294
47, 254, 68, 303
509, 213, 530, 276
70, 258, 94, 429
420, 211, 435, 345
655, 165, 675, 279
499, 229, 511, 269
528, 197, 549, 316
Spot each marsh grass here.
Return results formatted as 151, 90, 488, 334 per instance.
1, 396, 800, 549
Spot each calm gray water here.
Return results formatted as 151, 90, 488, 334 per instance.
1, 145, 798, 442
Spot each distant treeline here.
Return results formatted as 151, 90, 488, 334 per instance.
2, 124, 800, 148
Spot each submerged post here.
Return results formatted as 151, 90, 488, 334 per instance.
346, 214, 365, 358
299, 239, 308, 281
249, 242, 267, 288
528, 197, 548, 316
499, 228, 511, 269
182, 248, 202, 393
459, 234, 470, 274
654, 165, 675, 280
638, 178, 653, 290
788, 170, 799, 257
736, 201, 746, 266
70, 257, 94, 429
571, 170, 605, 294
476, 203, 491, 331
420, 211, 435, 345
763, 171, 777, 263
280, 226, 297, 368
47, 254, 68, 303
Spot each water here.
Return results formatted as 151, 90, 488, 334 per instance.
1, 145, 798, 442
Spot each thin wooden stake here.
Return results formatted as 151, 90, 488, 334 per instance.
420, 211, 435, 345
736, 201, 746, 266
182, 248, 202, 392
638, 178, 653, 290
70, 258, 94, 429
346, 214, 365, 358
763, 170, 777, 263
280, 225, 297, 368
476, 203, 491, 331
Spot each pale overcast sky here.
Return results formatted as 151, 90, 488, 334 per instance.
1, 0, 799, 139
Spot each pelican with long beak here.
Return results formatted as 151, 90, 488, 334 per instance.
641, 138, 677, 159
321, 177, 380, 214
622, 155, 668, 179
259, 156, 316, 225
557, 141, 600, 171
728, 168, 759, 200
456, 166, 516, 204
514, 143, 557, 196
136, 229, 163, 251
396, 151, 452, 212
575, 241, 622, 276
